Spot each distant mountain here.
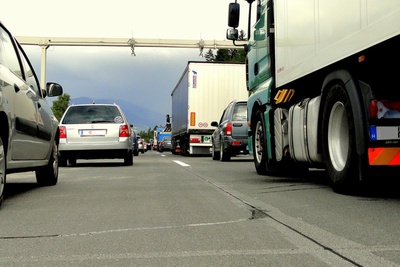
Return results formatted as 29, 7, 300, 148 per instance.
70, 97, 167, 132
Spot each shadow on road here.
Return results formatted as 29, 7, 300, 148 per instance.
4, 182, 38, 200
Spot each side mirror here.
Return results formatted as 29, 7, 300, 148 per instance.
46, 82, 63, 97
228, 3, 240, 28
226, 28, 239, 41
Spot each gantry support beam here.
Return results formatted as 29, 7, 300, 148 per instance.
16, 36, 246, 88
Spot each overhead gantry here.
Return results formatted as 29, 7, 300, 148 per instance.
16, 36, 246, 88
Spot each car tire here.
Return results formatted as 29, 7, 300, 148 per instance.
133, 150, 139, 156
124, 153, 133, 166
68, 158, 77, 165
211, 143, 220, 160
0, 136, 6, 208
36, 140, 58, 186
220, 140, 230, 161
59, 155, 67, 167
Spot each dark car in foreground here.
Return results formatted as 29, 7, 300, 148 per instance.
211, 100, 249, 161
0, 21, 64, 207
58, 103, 133, 166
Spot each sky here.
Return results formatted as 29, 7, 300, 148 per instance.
2, 0, 249, 127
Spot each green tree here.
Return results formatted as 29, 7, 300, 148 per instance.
206, 30, 247, 62
52, 93, 71, 121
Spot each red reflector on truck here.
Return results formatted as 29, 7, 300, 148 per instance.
368, 147, 400, 165
190, 138, 200, 143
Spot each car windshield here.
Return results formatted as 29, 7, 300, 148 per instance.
62, 105, 123, 124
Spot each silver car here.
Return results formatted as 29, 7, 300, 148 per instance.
58, 103, 133, 166
0, 21, 63, 207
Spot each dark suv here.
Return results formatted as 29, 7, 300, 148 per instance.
211, 100, 249, 161
0, 21, 63, 207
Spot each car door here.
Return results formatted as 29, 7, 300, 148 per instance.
17, 42, 55, 159
0, 26, 42, 160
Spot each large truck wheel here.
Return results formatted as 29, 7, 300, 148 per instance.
322, 83, 359, 193
253, 110, 269, 174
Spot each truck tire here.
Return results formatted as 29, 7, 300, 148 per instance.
212, 143, 220, 160
220, 140, 231, 161
36, 140, 58, 186
253, 110, 269, 174
0, 136, 6, 208
322, 83, 359, 193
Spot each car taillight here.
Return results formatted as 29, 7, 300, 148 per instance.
60, 126, 67, 139
231, 141, 242, 146
190, 138, 200, 143
225, 123, 232, 136
119, 125, 130, 137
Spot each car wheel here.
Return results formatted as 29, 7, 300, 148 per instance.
0, 136, 6, 208
124, 152, 133, 166
220, 140, 230, 161
133, 150, 139, 156
36, 140, 58, 186
59, 154, 67, 167
211, 142, 220, 160
68, 158, 77, 165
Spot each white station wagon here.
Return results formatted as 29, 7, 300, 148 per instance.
58, 103, 133, 166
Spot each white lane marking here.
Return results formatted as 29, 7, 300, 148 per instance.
173, 160, 190, 167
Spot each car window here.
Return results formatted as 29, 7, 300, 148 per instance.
0, 26, 22, 79
219, 107, 229, 123
233, 103, 247, 121
62, 105, 124, 124
17, 44, 40, 94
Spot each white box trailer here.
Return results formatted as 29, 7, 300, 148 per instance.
171, 61, 248, 155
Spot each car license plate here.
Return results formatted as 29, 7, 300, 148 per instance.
370, 126, 400, 141
79, 129, 107, 136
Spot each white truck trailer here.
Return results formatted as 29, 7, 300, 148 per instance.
171, 61, 248, 155
226, 0, 400, 193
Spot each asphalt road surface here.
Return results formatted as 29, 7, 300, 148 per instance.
1, 150, 400, 266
